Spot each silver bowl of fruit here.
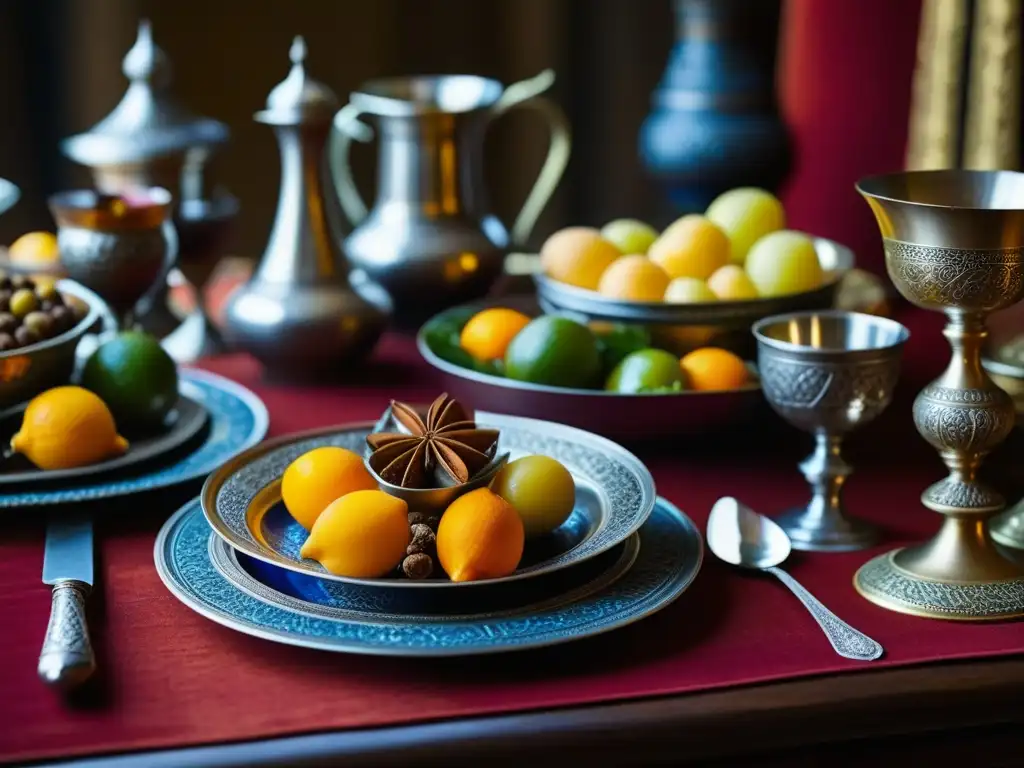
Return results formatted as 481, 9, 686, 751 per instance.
532, 189, 855, 357
0, 275, 110, 409
417, 296, 763, 441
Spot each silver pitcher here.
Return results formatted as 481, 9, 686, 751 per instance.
332, 70, 570, 322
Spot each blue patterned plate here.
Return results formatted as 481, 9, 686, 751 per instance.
0, 369, 268, 508
202, 413, 656, 588
155, 495, 702, 656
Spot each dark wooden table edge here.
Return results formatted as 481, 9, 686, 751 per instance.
27, 654, 1024, 768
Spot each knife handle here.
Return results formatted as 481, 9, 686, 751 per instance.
38, 580, 95, 690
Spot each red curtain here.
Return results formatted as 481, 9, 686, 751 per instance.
778, 0, 923, 276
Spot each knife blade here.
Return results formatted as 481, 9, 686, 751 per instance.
38, 513, 96, 689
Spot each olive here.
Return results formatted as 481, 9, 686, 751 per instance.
0, 289, 10, 312
39, 298, 54, 312
34, 280, 57, 301
0, 333, 14, 352
9, 288, 38, 318
0, 312, 16, 334
9, 275, 32, 290
0, 272, 10, 290
23, 311, 53, 338
49, 304, 73, 333
14, 325, 39, 347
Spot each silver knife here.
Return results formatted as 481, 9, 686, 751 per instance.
38, 514, 96, 689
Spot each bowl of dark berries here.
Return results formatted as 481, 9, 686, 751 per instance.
0, 273, 109, 409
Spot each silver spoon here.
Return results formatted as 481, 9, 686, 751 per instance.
707, 496, 884, 661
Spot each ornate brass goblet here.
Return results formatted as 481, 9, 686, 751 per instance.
855, 170, 1024, 620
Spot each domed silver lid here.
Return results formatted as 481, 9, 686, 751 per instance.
256, 37, 339, 125
61, 20, 228, 167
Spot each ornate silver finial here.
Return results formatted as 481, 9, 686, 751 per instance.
290, 36, 306, 66
123, 18, 171, 88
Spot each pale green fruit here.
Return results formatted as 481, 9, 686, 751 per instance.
664, 277, 718, 303
600, 219, 659, 255
744, 230, 824, 297
706, 188, 786, 265
493, 455, 576, 538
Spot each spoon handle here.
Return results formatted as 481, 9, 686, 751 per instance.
766, 566, 884, 661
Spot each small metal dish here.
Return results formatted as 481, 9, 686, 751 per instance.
533, 236, 855, 357
0, 279, 112, 409
417, 297, 763, 441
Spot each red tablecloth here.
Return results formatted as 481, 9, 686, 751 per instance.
2, 309, 1023, 765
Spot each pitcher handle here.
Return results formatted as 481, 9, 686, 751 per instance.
489, 71, 571, 247
331, 104, 375, 226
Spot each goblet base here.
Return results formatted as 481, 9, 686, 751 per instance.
776, 506, 878, 552
855, 547, 1024, 621
991, 505, 1024, 550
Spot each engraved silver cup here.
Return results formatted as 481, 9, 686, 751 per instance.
753, 310, 910, 551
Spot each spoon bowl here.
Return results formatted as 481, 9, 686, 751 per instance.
708, 496, 791, 569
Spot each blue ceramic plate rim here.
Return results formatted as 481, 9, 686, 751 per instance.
155, 495, 703, 657
0, 368, 269, 507
201, 413, 656, 589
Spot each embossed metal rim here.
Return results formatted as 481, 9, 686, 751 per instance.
201, 415, 656, 589
155, 495, 702, 656
209, 528, 641, 625
857, 169, 1024, 212
533, 237, 853, 325
752, 309, 910, 356
0, 368, 269, 508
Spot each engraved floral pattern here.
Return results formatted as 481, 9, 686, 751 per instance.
157, 498, 703, 655
912, 385, 1014, 455
884, 240, 1024, 310
922, 478, 1004, 511
856, 552, 1024, 618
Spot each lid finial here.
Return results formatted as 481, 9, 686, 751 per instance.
290, 36, 306, 66
123, 18, 171, 89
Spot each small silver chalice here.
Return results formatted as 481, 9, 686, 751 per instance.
753, 310, 910, 551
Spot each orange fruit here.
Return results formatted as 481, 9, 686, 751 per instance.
679, 348, 750, 391
597, 255, 670, 302
300, 489, 410, 578
437, 487, 524, 582
649, 215, 730, 280
459, 308, 532, 361
8, 231, 59, 264
707, 265, 759, 300
540, 227, 620, 290
281, 446, 378, 531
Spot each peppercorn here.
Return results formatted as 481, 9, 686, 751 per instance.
402, 552, 433, 579
408, 511, 441, 530
407, 523, 436, 556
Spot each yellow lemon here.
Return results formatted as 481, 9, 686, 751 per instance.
282, 446, 378, 531
707, 264, 759, 300
8, 232, 59, 264
459, 308, 532, 361
705, 188, 786, 265
540, 227, 620, 290
597, 255, 670, 302
649, 215, 730, 280
680, 348, 750, 391
437, 488, 524, 582
11, 386, 128, 470
300, 489, 410, 578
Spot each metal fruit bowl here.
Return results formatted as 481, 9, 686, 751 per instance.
0, 279, 112, 409
532, 236, 855, 358
416, 297, 764, 442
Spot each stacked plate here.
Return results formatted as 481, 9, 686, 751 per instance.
0, 368, 268, 509
156, 413, 704, 656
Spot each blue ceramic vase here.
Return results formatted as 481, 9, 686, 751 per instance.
640, 0, 791, 216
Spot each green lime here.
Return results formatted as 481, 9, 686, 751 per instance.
81, 331, 179, 432
504, 315, 600, 388
605, 348, 686, 394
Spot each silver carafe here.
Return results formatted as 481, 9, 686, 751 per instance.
332, 70, 570, 323
224, 38, 389, 378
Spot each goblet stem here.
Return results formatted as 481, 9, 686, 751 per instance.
776, 431, 878, 552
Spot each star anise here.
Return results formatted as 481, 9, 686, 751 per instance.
366, 393, 499, 488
